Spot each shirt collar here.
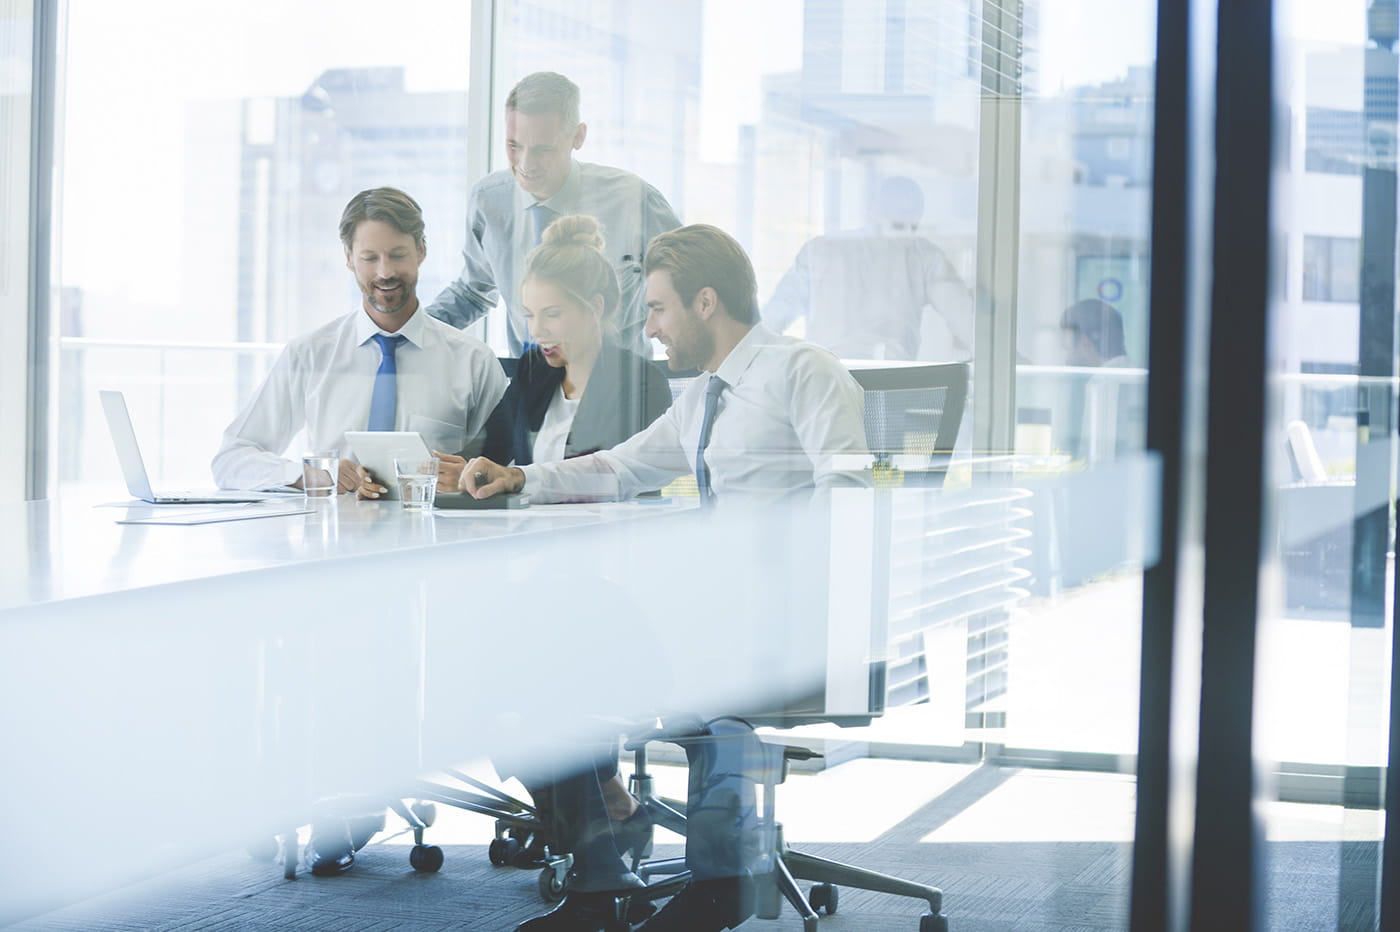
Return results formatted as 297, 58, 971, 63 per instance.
515, 159, 582, 216
355, 303, 426, 349
712, 323, 774, 387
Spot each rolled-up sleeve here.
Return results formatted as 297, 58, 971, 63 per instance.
427, 187, 499, 331
210, 349, 306, 490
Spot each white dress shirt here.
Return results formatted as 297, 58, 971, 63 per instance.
426, 160, 681, 354
763, 229, 974, 362
212, 307, 506, 490
519, 325, 868, 503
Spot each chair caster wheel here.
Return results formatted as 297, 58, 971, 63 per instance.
489, 837, 521, 866
410, 801, 437, 827
538, 866, 568, 902
410, 844, 444, 872
810, 882, 839, 915
920, 913, 949, 932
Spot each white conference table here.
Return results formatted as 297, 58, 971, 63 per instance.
0, 492, 875, 923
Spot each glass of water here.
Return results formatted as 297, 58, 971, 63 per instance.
394, 456, 440, 511
301, 450, 339, 497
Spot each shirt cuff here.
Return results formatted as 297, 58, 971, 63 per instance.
278, 459, 305, 490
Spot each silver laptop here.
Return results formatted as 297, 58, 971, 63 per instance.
99, 390, 284, 504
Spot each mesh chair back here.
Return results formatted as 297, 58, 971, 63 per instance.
849, 363, 969, 476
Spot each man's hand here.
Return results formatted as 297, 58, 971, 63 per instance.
461, 456, 524, 499
434, 451, 467, 491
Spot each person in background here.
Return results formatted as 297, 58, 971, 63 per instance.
763, 176, 974, 362
1060, 298, 1130, 368
427, 71, 681, 355
212, 187, 505, 497
1061, 298, 1137, 464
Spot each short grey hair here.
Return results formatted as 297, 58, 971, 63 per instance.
506, 71, 581, 128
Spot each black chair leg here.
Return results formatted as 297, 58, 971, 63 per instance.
773, 856, 821, 931
784, 847, 943, 914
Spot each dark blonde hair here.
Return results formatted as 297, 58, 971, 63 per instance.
523, 215, 620, 323
643, 224, 757, 324
338, 187, 425, 251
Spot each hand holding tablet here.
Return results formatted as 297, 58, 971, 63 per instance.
343, 431, 431, 500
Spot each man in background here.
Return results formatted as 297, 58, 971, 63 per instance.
428, 71, 681, 354
763, 176, 974, 362
1060, 298, 1130, 368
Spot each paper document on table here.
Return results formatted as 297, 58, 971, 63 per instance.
117, 504, 312, 525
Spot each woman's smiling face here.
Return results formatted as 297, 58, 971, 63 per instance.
521, 278, 603, 370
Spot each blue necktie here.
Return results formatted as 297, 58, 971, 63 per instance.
520, 203, 555, 355
368, 334, 404, 431
528, 202, 555, 246
695, 376, 726, 506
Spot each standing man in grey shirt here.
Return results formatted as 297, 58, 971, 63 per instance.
427, 71, 681, 355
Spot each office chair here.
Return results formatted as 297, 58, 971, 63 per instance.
849, 361, 969, 482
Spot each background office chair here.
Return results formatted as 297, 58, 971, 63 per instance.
849, 361, 969, 482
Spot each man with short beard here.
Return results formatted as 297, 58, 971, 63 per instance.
213, 187, 505, 495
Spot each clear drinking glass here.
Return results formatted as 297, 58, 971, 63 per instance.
394, 456, 440, 511
301, 450, 338, 497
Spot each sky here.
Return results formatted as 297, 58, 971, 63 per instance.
55, 0, 1377, 305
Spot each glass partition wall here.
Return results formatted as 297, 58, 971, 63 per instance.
489, 0, 1160, 925
51, 0, 476, 495
1256, 0, 1397, 927
29, 0, 1400, 929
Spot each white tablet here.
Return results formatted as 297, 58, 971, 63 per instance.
344, 431, 431, 500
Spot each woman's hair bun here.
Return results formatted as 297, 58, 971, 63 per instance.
542, 214, 605, 251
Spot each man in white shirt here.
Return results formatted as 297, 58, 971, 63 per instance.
464, 223, 867, 503
763, 176, 975, 362
212, 187, 506, 494
426, 71, 681, 354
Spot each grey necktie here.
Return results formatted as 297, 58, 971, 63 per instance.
695, 376, 727, 506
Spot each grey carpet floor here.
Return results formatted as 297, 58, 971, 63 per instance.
1, 759, 1364, 932
3, 839, 1358, 931
6, 839, 1129, 932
